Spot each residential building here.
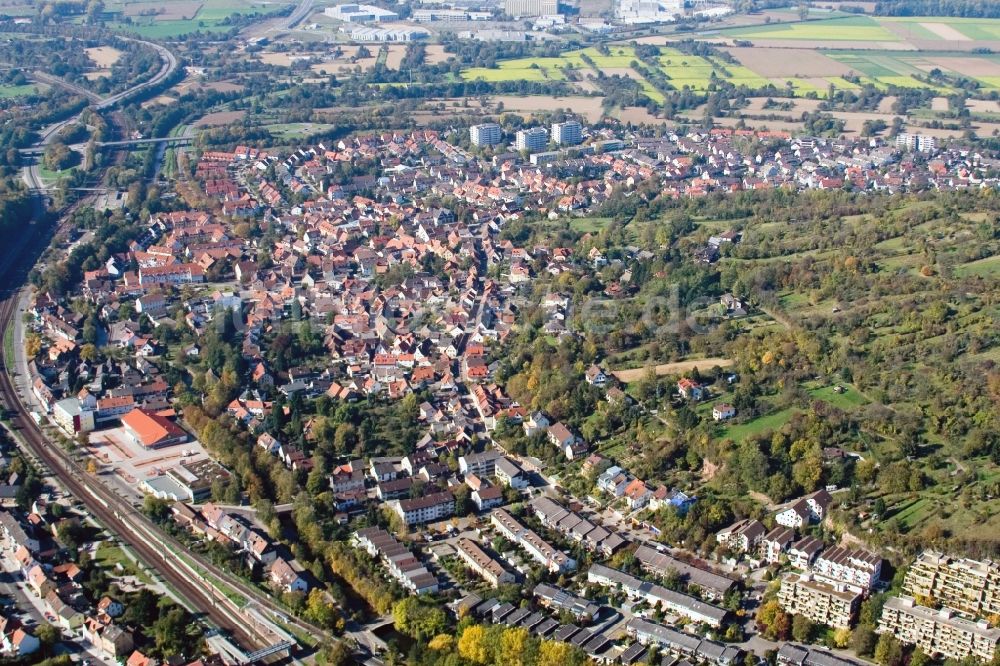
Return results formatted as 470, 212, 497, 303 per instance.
788, 536, 825, 570
494, 457, 529, 489
354, 528, 439, 594
715, 518, 765, 554
588, 564, 728, 627
551, 121, 582, 146
516, 127, 549, 153
632, 545, 736, 601
626, 618, 743, 666
777, 573, 861, 629
777, 644, 869, 666
712, 404, 736, 421
455, 537, 515, 587
878, 595, 1000, 662
470, 123, 503, 147
761, 526, 795, 564
533, 583, 599, 621
391, 491, 455, 526
812, 546, 882, 592
459, 450, 503, 476
903, 551, 1000, 619
491, 508, 576, 573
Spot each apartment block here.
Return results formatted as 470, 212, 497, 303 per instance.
812, 546, 882, 592
516, 127, 549, 153
470, 123, 502, 147
904, 551, 1000, 619
878, 595, 1000, 662
777, 573, 861, 629
551, 120, 582, 146
391, 491, 455, 526
588, 564, 728, 627
455, 537, 515, 587
491, 508, 576, 573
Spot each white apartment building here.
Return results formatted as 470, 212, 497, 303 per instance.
551, 120, 582, 146
878, 596, 1000, 662
470, 123, 502, 147
812, 546, 882, 592
777, 573, 861, 629
516, 127, 549, 153
391, 491, 455, 526
904, 551, 1000, 619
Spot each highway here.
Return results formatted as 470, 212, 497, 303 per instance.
240, 0, 315, 41
21, 37, 180, 193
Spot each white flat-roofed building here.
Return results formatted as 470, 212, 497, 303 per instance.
470, 123, 503, 147
516, 127, 549, 152
878, 595, 1000, 662
325, 3, 399, 22
551, 120, 582, 146
777, 573, 861, 629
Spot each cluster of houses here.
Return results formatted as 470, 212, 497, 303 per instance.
170, 502, 310, 594
714, 490, 886, 631
0, 508, 136, 660
593, 456, 696, 514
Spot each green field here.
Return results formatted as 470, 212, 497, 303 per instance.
953, 255, 1000, 278
106, 0, 288, 37
879, 16, 1000, 41
0, 84, 39, 98
719, 16, 899, 42
721, 407, 798, 442
807, 384, 869, 411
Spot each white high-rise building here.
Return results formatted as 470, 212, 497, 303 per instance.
470, 123, 502, 147
516, 127, 548, 152
551, 120, 582, 146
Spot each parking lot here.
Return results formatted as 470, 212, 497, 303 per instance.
86, 426, 208, 497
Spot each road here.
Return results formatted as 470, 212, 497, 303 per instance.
22, 37, 179, 193
240, 0, 315, 41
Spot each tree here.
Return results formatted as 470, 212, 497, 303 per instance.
852, 625, 877, 656
305, 588, 339, 629
393, 597, 448, 641
24, 333, 41, 358
499, 627, 531, 666
428, 634, 455, 651
458, 625, 490, 664
833, 627, 852, 649
756, 599, 791, 640
321, 640, 354, 666
874, 633, 903, 666
792, 614, 814, 643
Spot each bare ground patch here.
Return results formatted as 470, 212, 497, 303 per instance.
612, 357, 734, 382
725, 47, 851, 77
923, 56, 1000, 78
968, 99, 1000, 114
920, 22, 971, 41
384, 44, 407, 70
193, 110, 245, 127
424, 44, 451, 65
931, 96, 949, 112
123, 0, 202, 19
86, 46, 123, 68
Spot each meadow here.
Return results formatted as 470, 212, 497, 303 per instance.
105, 0, 291, 37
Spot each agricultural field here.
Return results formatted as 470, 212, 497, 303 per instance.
717, 15, 901, 43
104, 0, 292, 37
463, 26, 1000, 108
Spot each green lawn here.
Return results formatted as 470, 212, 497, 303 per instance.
721, 407, 797, 442
954, 255, 1000, 278
0, 84, 39, 98
807, 384, 869, 411
569, 217, 613, 233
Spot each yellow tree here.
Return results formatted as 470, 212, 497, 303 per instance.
538, 640, 576, 666
497, 627, 530, 666
458, 625, 489, 664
